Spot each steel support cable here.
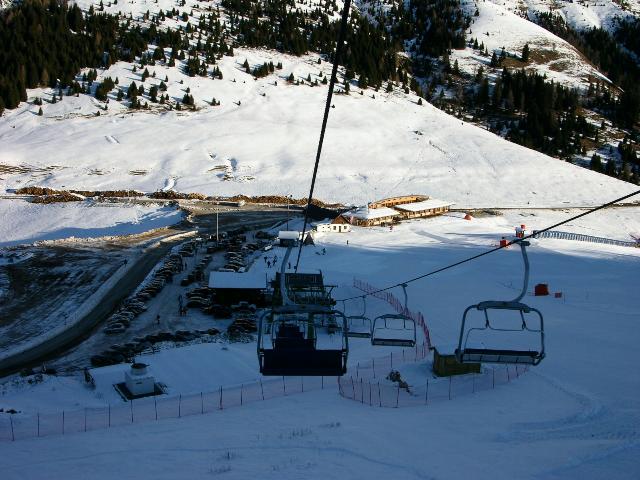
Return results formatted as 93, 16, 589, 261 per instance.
294, 0, 353, 272
337, 189, 640, 302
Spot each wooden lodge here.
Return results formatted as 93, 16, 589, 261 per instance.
333, 195, 454, 227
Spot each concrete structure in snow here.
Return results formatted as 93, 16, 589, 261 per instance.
125, 363, 156, 396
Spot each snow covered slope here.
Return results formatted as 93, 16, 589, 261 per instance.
456, 0, 612, 88
519, 0, 640, 33
0, 50, 636, 209
1, 209, 639, 478
0, 199, 182, 247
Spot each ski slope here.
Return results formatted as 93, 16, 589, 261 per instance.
1, 208, 639, 478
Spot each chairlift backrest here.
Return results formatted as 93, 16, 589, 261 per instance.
455, 241, 545, 366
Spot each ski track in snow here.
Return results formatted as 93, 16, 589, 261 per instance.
499, 372, 638, 444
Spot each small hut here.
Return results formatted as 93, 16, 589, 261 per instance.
432, 345, 481, 377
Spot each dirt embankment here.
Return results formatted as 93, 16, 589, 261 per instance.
13, 187, 345, 208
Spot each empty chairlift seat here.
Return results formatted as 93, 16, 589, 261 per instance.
346, 296, 372, 338
455, 241, 546, 366
371, 313, 417, 347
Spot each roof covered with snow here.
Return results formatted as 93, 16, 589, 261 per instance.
208, 271, 266, 289
394, 199, 454, 212
346, 207, 401, 220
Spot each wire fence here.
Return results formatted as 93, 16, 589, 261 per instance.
353, 278, 432, 348
533, 230, 638, 248
0, 375, 336, 442
339, 361, 529, 408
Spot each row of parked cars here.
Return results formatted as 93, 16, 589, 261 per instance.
180, 254, 211, 286
91, 328, 221, 367
103, 255, 182, 335
227, 302, 258, 335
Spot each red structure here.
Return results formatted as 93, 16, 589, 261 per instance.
534, 284, 550, 296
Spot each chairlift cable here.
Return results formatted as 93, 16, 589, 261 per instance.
294, 0, 353, 272
337, 188, 640, 302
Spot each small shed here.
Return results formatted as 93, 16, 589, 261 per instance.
278, 230, 300, 247
432, 345, 481, 377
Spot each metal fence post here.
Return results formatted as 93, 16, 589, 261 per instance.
360, 378, 364, 403
492, 369, 495, 389
240, 384, 243, 406
425, 379, 429, 405
369, 382, 372, 406
219, 386, 223, 410
10, 415, 14, 441
372, 358, 375, 378
448, 376, 452, 400
37, 412, 40, 437
62, 410, 65, 435
351, 377, 355, 399
396, 384, 400, 408
154, 397, 158, 420
201, 392, 204, 414
260, 379, 265, 400
378, 382, 382, 407
282, 376, 286, 395
108, 404, 111, 427
130, 400, 134, 423
85, 408, 88, 432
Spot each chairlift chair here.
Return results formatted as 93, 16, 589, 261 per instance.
370, 284, 417, 347
257, 304, 349, 376
346, 296, 372, 338
257, 245, 348, 376
455, 241, 546, 366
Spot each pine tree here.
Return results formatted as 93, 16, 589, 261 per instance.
604, 159, 617, 176
590, 153, 603, 172
127, 81, 138, 99
522, 44, 530, 62
38, 107, 43, 116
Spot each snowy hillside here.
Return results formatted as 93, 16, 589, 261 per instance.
0, 199, 182, 247
0, 49, 636, 208
456, 0, 612, 88
518, 0, 640, 33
